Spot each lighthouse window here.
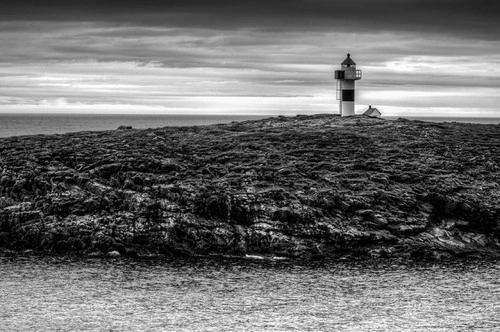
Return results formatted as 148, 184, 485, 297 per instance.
334, 70, 345, 79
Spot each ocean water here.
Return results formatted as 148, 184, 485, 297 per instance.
0, 114, 267, 138
0, 257, 498, 331
0, 113, 499, 138
383, 116, 500, 125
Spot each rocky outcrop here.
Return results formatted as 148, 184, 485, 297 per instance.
0, 114, 499, 260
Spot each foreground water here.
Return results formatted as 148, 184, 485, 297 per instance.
0, 257, 498, 331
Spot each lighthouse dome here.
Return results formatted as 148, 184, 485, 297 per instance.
341, 53, 356, 67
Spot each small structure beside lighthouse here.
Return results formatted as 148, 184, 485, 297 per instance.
335, 53, 362, 116
364, 105, 382, 117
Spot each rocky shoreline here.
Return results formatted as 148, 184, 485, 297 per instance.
1, 114, 499, 261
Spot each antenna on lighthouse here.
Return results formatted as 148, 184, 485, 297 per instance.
334, 53, 362, 116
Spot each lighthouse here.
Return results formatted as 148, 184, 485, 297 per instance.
335, 53, 362, 116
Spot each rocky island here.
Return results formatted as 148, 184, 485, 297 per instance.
1, 114, 499, 261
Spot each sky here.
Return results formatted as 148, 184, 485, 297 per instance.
1, 0, 499, 117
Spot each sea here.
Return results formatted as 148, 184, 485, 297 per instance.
0, 256, 499, 331
0, 113, 499, 138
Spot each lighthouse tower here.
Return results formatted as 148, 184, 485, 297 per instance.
335, 53, 362, 116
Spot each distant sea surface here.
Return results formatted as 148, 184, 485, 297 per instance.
383, 116, 500, 125
0, 113, 499, 138
0, 114, 267, 138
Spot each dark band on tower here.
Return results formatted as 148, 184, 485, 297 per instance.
342, 90, 355, 102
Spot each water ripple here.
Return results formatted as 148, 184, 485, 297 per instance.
1, 257, 499, 331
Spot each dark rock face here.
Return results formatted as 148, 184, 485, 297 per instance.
0, 114, 499, 260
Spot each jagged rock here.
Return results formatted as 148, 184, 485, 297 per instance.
0, 114, 499, 261
107, 250, 121, 257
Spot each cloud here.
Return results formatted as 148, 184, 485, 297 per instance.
0, 1, 499, 116
1, 0, 499, 40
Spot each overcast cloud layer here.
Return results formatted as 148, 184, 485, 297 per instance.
1, 0, 499, 116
